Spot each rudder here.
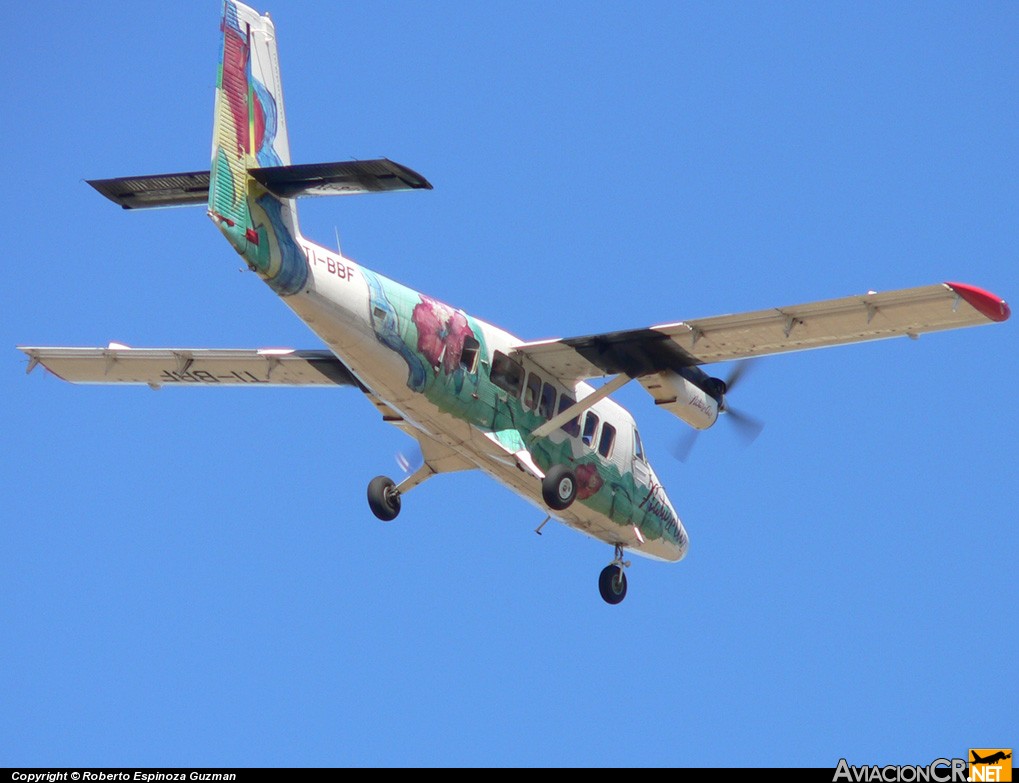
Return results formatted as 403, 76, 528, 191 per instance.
209, 0, 307, 295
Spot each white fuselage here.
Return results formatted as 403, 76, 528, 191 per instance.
280, 236, 688, 563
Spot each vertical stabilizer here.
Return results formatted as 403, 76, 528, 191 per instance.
209, 0, 307, 295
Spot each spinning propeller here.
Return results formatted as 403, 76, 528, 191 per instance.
395, 442, 423, 476
672, 360, 764, 462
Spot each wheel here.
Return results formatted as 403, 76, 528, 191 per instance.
598, 564, 627, 605
367, 475, 401, 521
542, 465, 577, 510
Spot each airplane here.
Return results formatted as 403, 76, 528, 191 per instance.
971, 752, 1012, 766
18, 1, 1010, 605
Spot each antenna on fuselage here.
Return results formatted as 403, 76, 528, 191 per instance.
334, 226, 342, 256
535, 515, 551, 535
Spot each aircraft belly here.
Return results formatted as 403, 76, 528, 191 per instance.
472, 455, 683, 562
442, 421, 685, 561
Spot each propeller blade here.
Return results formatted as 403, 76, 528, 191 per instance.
672, 428, 700, 463
674, 360, 763, 462
395, 442, 423, 475
723, 358, 758, 392
724, 406, 765, 446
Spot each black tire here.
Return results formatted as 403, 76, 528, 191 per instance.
542, 465, 577, 510
598, 564, 628, 605
367, 475, 401, 521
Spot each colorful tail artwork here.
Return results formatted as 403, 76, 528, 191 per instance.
209, 0, 307, 295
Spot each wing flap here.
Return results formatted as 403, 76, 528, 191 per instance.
18, 346, 361, 388
513, 282, 1009, 381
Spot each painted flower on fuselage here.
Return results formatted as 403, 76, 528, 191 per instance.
575, 463, 604, 500
412, 296, 475, 374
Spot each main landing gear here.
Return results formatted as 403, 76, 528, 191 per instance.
598, 544, 630, 605
541, 465, 577, 510
367, 462, 435, 521
369, 469, 631, 605
367, 475, 401, 521
539, 467, 630, 604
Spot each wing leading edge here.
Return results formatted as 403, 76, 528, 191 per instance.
513, 282, 1010, 383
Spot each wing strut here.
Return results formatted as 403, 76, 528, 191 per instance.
530, 374, 631, 439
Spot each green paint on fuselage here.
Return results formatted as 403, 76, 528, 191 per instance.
361, 268, 683, 549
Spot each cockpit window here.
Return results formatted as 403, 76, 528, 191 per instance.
633, 428, 645, 462
490, 351, 523, 397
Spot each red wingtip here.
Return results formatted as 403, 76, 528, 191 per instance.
945, 282, 1011, 322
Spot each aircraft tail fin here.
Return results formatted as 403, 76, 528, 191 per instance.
84, 1, 433, 295
209, 0, 307, 295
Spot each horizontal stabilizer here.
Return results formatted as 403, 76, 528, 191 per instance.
88, 159, 431, 209
250, 158, 432, 198
18, 346, 362, 388
88, 171, 210, 210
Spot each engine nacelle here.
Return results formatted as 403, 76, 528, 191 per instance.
639, 371, 720, 430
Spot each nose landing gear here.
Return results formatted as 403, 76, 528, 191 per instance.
598, 544, 630, 605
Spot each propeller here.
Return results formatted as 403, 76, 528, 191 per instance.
722, 404, 764, 446
395, 442, 423, 476
672, 359, 763, 462
722, 357, 755, 393
671, 428, 700, 463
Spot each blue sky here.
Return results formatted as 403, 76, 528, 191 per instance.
3, 0, 1016, 767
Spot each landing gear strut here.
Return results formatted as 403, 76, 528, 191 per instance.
598, 544, 630, 605
367, 475, 401, 521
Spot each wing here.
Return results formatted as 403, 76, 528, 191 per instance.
18, 346, 362, 388
21, 344, 476, 483
513, 282, 1009, 383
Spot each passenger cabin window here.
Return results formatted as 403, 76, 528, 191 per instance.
633, 429, 645, 462
524, 372, 541, 410
558, 395, 581, 437
582, 412, 599, 448
598, 423, 616, 459
539, 382, 557, 420
460, 336, 480, 373
490, 351, 523, 397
